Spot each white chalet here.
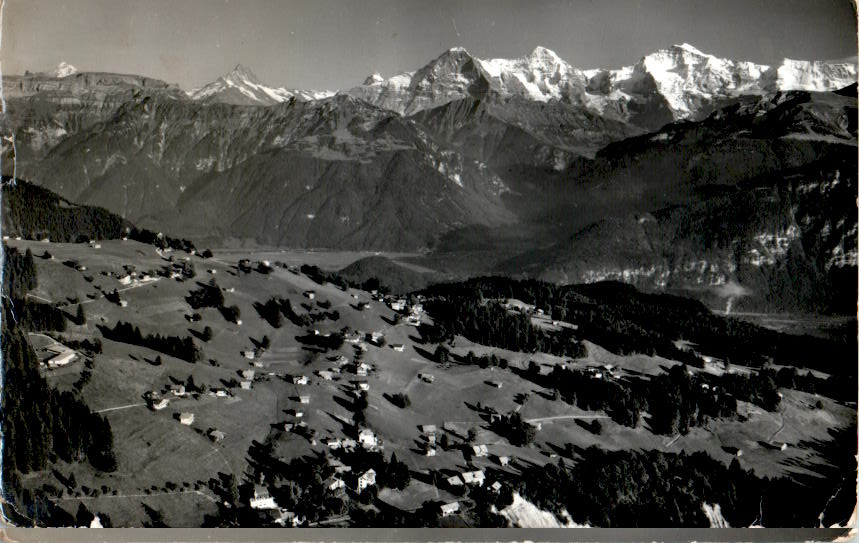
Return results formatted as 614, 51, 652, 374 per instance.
461, 470, 485, 486
249, 486, 278, 510
440, 502, 460, 517
356, 469, 376, 493
358, 428, 378, 448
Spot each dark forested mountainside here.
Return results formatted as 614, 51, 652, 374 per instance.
2, 245, 118, 526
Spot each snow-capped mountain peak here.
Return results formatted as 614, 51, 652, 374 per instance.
52, 61, 78, 78
188, 64, 334, 106
348, 43, 856, 123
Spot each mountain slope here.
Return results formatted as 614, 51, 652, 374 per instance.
501, 88, 857, 313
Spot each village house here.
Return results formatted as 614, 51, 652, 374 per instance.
391, 344, 405, 352
304, 290, 316, 300
356, 469, 376, 493
356, 381, 370, 391
327, 478, 345, 492
447, 475, 464, 487
358, 428, 378, 448
241, 369, 256, 380
323, 437, 342, 449
472, 444, 489, 458
170, 384, 186, 397
440, 502, 460, 517
420, 424, 437, 436
152, 398, 170, 411
273, 509, 299, 527
299, 395, 310, 404
461, 470, 485, 486
341, 438, 357, 451
240, 380, 252, 390
242, 350, 255, 360
45, 344, 76, 368
389, 299, 406, 311
497, 456, 511, 467
179, 413, 195, 425
419, 373, 435, 383
293, 375, 308, 385
208, 429, 226, 442
249, 486, 278, 510
317, 370, 334, 380
425, 447, 437, 457
119, 300, 128, 308
490, 481, 503, 493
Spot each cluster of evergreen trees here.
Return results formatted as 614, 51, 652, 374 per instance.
186, 280, 224, 309
518, 439, 856, 527
490, 411, 536, 446
2, 179, 128, 242
1, 179, 197, 252
419, 277, 855, 378
422, 298, 587, 358
255, 296, 340, 328
98, 321, 202, 362
2, 252, 118, 523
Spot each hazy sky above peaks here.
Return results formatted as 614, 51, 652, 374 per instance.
2, 0, 856, 91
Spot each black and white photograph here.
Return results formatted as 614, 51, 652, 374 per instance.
0, 0, 856, 535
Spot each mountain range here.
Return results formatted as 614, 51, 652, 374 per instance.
2, 44, 855, 312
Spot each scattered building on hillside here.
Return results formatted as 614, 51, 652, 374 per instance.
390, 299, 406, 311
440, 502, 460, 517
358, 428, 378, 448
240, 380, 252, 390
304, 290, 316, 300
447, 475, 463, 487
179, 413, 195, 425
118, 300, 128, 308
249, 486, 278, 510
421, 424, 437, 436
317, 370, 334, 380
461, 470, 485, 486
45, 344, 76, 368
242, 350, 255, 360
425, 447, 437, 457
472, 444, 489, 458
299, 395, 310, 404
241, 369, 256, 380
208, 429, 226, 442
170, 384, 187, 397
497, 456, 511, 467
293, 375, 308, 385
391, 344, 405, 352
488, 380, 503, 388
356, 381, 370, 391
152, 398, 170, 411
327, 478, 345, 492
356, 469, 376, 492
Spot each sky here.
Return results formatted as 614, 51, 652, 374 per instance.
2, 0, 856, 92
